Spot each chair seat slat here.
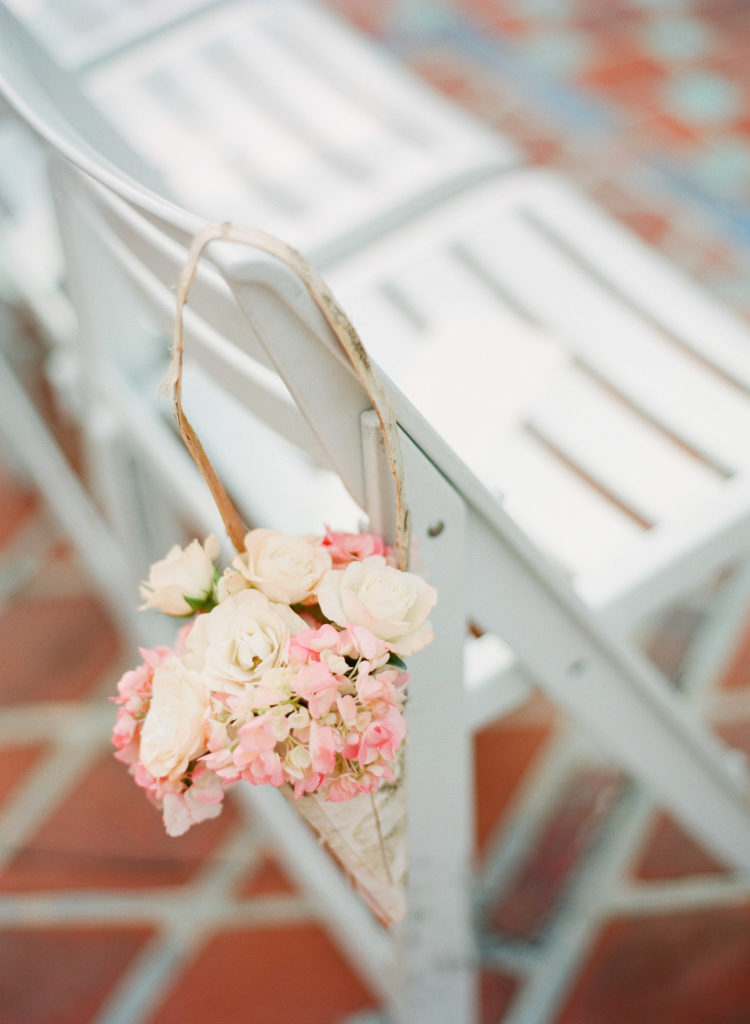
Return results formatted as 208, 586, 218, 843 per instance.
492, 428, 643, 575
531, 176, 750, 393
526, 364, 723, 527
466, 195, 750, 476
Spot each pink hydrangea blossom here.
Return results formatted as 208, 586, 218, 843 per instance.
110, 645, 175, 766
162, 766, 225, 837
242, 749, 285, 787
322, 528, 392, 567
357, 706, 407, 765
291, 661, 340, 718
309, 722, 341, 775
234, 713, 278, 768
289, 623, 340, 663
325, 774, 361, 802
112, 525, 431, 837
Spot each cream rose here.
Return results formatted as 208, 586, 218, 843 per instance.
317, 555, 437, 657
187, 589, 305, 694
215, 566, 249, 603
140, 535, 219, 616
139, 658, 210, 780
234, 529, 331, 605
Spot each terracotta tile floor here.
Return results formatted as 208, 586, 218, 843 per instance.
3, 1, 750, 1021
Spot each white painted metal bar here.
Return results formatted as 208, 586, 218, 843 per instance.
362, 411, 477, 1024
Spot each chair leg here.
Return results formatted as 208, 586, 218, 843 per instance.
363, 413, 478, 1024
678, 557, 750, 710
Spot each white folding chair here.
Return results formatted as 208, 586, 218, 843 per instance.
3, 19, 750, 1024
0, 0, 519, 574
0, 0, 519, 266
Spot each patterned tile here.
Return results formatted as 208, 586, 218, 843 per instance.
363, 0, 750, 323
517, 28, 594, 76
717, 620, 750, 689
640, 14, 715, 62
662, 70, 744, 124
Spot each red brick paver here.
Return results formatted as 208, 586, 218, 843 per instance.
633, 811, 724, 882
556, 904, 750, 1024
0, 744, 48, 809
488, 766, 624, 942
145, 924, 378, 1024
0, 926, 154, 1024
0, 754, 240, 892
0, 597, 120, 704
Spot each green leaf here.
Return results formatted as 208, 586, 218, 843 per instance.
387, 653, 408, 671
184, 593, 216, 614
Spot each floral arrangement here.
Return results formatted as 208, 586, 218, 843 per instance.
111, 527, 437, 838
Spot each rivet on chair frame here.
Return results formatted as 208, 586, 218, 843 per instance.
566, 658, 587, 678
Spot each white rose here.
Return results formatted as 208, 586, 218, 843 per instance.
186, 589, 305, 694
140, 535, 219, 616
317, 555, 437, 657
139, 658, 210, 780
234, 529, 332, 605
215, 567, 249, 603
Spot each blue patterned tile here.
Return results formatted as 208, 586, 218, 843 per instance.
518, 29, 594, 76
693, 137, 750, 199
633, 0, 690, 11
663, 70, 743, 123
642, 16, 714, 61
510, 0, 576, 19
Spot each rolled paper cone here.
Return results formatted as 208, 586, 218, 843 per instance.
284, 768, 407, 925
